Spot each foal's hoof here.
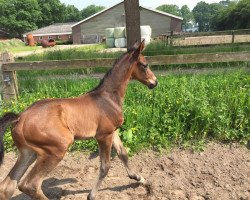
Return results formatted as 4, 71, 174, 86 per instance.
87, 193, 95, 200
138, 176, 146, 184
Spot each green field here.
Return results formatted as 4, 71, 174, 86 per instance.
0, 39, 40, 53
16, 41, 250, 62
1, 41, 249, 153
1, 69, 249, 153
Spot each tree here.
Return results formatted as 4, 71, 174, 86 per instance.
210, 3, 224, 16
211, 0, 250, 30
210, 2, 230, 30
124, 0, 141, 49
219, 0, 231, 7
180, 5, 194, 31
64, 5, 81, 22
192, 1, 211, 31
37, 0, 67, 28
156, 4, 181, 17
81, 5, 105, 19
193, 1, 228, 32
233, 0, 250, 29
0, 0, 41, 38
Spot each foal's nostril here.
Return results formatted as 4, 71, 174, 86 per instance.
148, 80, 158, 89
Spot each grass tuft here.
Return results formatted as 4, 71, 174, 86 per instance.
1, 69, 249, 153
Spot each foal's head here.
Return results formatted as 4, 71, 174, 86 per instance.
129, 40, 157, 89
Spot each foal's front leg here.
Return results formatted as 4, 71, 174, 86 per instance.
87, 134, 113, 200
112, 130, 145, 183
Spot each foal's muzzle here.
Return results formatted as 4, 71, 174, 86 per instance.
148, 80, 158, 89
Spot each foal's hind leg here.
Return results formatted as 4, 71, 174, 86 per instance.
112, 130, 145, 183
0, 149, 36, 200
18, 150, 66, 200
87, 134, 113, 200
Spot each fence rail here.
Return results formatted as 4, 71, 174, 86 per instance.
3, 51, 250, 72
1, 51, 250, 100
165, 29, 250, 38
160, 29, 250, 46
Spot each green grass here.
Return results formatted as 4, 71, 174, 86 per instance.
1, 69, 249, 153
15, 41, 250, 77
1, 40, 249, 153
7, 46, 40, 53
19, 44, 121, 62
144, 41, 250, 56
0, 39, 40, 53
16, 42, 250, 74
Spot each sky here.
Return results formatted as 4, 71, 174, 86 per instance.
60, 0, 222, 10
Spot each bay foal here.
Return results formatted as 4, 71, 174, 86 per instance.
0, 40, 157, 200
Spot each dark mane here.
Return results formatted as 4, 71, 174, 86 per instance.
88, 52, 129, 93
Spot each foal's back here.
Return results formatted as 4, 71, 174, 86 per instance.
13, 92, 103, 148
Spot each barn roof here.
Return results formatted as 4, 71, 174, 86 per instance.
23, 22, 76, 37
72, 1, 183, 28
142, 6, 183, 21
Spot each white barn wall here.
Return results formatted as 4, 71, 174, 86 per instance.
72, 3, 181, 44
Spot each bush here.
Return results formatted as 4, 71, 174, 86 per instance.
1, 70, 249, 153
55, 40, 73, 45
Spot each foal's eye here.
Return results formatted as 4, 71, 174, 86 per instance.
139, 62, 148, 69
143, 63, 148, 68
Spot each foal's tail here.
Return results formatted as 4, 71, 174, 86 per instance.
0, 112, 19, 165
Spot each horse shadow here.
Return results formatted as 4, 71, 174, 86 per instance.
11, 177, 141, 199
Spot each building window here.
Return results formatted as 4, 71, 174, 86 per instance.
57, 35, 61, 39
69, 35, 71, 39
39, 36, 43, 40
48, 36, 53, 39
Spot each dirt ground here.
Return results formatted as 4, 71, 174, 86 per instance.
0, 143, 249, 200
173, 35, 250, 46
13, 44, 96, 58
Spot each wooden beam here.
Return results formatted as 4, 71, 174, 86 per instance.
124, 0, 141, 49
1, 52, 18, 100
0, 55, 3, 101
2, 58, 115, 71
2, 52, 250, 72
171, 29, 250, 38
146, 51, 250, 65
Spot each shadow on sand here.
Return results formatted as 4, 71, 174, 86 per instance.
11, 177, 141, 199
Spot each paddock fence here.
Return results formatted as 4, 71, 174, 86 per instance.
159, 29, 250, 46
1, 51, 250, 100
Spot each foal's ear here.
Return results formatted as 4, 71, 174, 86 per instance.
131, 40, 145, 59
132, 40, 140, 50
139, 39, 145, 52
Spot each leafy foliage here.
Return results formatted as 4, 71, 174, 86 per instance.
0, 0, 105, 38
81, 5, 105, 19
192, 0, 250, 31
211, 0, 250, 30
37, 0, 68, 28
156, 4, 181, 17
180, 5, 194, 30
156, 4, 194, 31
0, 0, 41, 37
1, 70, 249, 153
64, 5, 82, 23
192, 1, 212, 32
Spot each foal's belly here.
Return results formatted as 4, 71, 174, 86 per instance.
71, 120, 98, 140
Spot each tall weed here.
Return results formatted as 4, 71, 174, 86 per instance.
0, 70, 249, 153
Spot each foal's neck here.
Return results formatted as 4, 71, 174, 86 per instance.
101, 54, 132, 106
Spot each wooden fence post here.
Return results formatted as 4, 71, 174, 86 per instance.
0, 54, 3, 102
1, 51, 18, 100
232, 31, 235, 44
170, 31, 174, 46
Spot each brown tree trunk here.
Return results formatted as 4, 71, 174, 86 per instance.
124, 0, 141, 50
